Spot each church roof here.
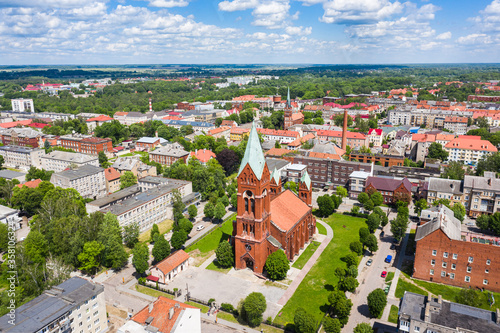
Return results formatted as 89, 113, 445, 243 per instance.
286, 87, 291, 108
238, 122, 266, 180
271, 167, 280, 185
301, 171, 311, 190
270, 190, 310, 232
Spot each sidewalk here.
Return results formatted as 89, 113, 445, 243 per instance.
277, 219, 333, 306
184, 210, 235, 248
202, 316, 261, 333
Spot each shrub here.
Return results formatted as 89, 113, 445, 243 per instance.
242, 292, 267, 327
367, 288, 387, 318
221, 303, 235, 313
208, 298, 216, 305
349, 241, 363, 255
264, 249, 289, 280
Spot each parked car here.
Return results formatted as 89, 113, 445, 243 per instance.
385, 255, 392, 263
390, 244, 396, 250
366, 259, 373, 266
381, 271, 387, 278
380, 231, 385, 238
196, 225, 205, 231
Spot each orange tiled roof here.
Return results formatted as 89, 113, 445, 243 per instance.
0, 119, 32, 129
16, 179, 42, 189
445, 138, 498, 152
457, 135, 481, 140
265, 148, 294, 156
257, 128, 299, 138
232, 95, 255, 101
444, 116, 467, 123
190, 149, 216, 163
308, 151, 344, 160
230, 127, 250, 134
435, 134, 455, 141
87, 115, 113, 122
270, 190, 311, 231
208, 126, 231, 136
412, 134, 436, 143
114, 112, 128, 116
131, 296, 197, 333
288, 133, 316, 147
104, 167, 121, 181
291, 113, 304, 121
154, 250, 190, 275
221, 120, 237, 127
315, 130, 366, 140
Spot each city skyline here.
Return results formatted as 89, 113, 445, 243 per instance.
0, 0, 499, 65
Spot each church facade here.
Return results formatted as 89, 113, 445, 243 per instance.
232, 122, 316, 274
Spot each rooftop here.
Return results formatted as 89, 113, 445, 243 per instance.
150, 143, 189, 158
0, 169, 26, 179
265, 158, 290, 172
416, 204, 462, 241
270, 190, 311, 232
137, 137, 167, 144
154, 250, 190, 275
43, 150, 97, 163
52, 164, 104, 181
427, 177, 463, 194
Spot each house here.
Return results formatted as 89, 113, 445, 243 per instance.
348, 170, 373, 199
367, 128, 383, 147
287, 133, 316, 150
426, 177, 464, 206
230, 127, 250, 141
50, 165, 106, 199
112, 156, 157, 178
463, 172, 500, 218
136, 137, 168, 151
0, 204, 22, 230
189, 149, 216, 165
104, 167, 121, 193
315, 130, 368, 148
41, 151, 99, 172
443, 116, 468, 135
445, 137, 497, 165
16, 178, 42, 189
364, 176, 412, 204
148, 250, 190, 285
257, 128, 300, 144
207, 126, 231, 140
221, 120, 238, 127
86, 114, 113, 131
150, 143, 190, 166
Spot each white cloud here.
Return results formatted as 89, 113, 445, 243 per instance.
148, 0, 190, 7
67, 2, 107, 17
0, 0, 100, 8
435, 31, 451, 40
320, 0, 403, 24
470, 0, 500, 32
218, 0, 259, 12
285, 25, 312, 35
457, 33, 492, 45
219, 0, 291, 29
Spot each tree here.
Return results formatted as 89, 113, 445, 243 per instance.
336, 186, 347, 199
132, 242, 149, 275
123, 223, 140, 248
98, 151, 109, 168
428, 142, 449, 161
294, 307, 316, 333
264, 249, 289, 280
172, 189, 185, 223
364, 199, 374, 212
452, 203, 466, 222
339, 276, 359, 292
216, 149, 240, 176
220, 194, 230, 207
476, 214, 490, 231
476, 116, 490, 129
104, 237, 128, 270
323, 317, 341, 333
317, 195, 335, 217
359, 227, 370, 244
204, 202, 215, 219
215, 241, 234, 268
242, 292, 267, 327
150, 224, 160, 242
350, 241, 363, 255
152, 236, 171, 262
441, 161, 468, 180
188, 204, 198, 220
0, 223, 8, 252
343, 253, 358, 267
358, 192, 369, 205
24, 230, 48, 264
477, 152, 500, 176
214, 202, 226, 220
26, 166, 53, 181
354, 323, 374, 333
120, 171, 137, 189
346, 265, 358, 278
78, 241, 105, 274
373, 207, 388, 226
414, 198, 428, 216
390, 215, 408, 242
366, 213, 380, 233
332, 297, 352, 326
367, 289, 387, 318
370, 192, 384, 207
171, 230, 188, 249
231, 193, 237, 208
364, 234, 378, 253
331, 194, 341, 210
177, 218, 193, 234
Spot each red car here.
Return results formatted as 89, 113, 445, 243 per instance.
381, 271, 387, 278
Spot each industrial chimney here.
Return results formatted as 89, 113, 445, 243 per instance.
149, 98, 152, 113
341, 110, 348, 150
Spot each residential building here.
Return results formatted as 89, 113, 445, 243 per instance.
207, 126, 231, 140
85, 185, 142, 213
60, 134, 113, 155
426, 177, 464, 206
112, 156, 157, 178
414, 204, 500, 292
365, 176, 412, 204
50, 165, 106, 199
388, 109, 474, 127
189, 149, 216, 165
257, 128, 300, 143
287, 133, 316, 150
16, 178, 42, 189
444, 116, 468, 135
86, 114, 113, 131
230, 127, 249, 141
104, 167, 121, 193
367, 128, 384, 147
118, 296, 200, 333
435, 133, 455, 146
463, 172, 500, 218
161, 119, 215, 132
0, 169, 26, 182
286, 164, 307, 182
0, 277, 108, 333
11, 98, 34, 112
100, 179, 192, 231
0, 145, 44, 171
41, 150, 99, 172
348, 153, 404, 167
0, 204, 21, 230
410, 133, 436, 162
148, 250, 190, 285
315, 129, 368, 148
0, 127, 43, 148
221, 120, 237, 127
136, 137, 167, 151
348, 170, 373, 199
445, 137, 498, 164
468, 95, 500, 102
150, 143, 190, 166
398, 291, 500, 333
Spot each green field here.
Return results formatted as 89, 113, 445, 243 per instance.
274, 213, 366, 325
388, 305, 399, 324
292, 241, 321, 269
395, 278, 427, 298
135, 285, 175, 299
206, 261, 232, 273
385, 271, 395, 283
185, 213, 236, 254
316, 223, 327, 235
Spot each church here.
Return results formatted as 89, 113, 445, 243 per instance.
283, 88, 304, 130
232, 122, 316, 274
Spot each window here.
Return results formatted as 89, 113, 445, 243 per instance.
486, 269, 489, 274
450, 273, 455, 279
452, 253, 458, 260
443, 252, 448, 258
465, 276, 471, 282
467, 266, 472, 273
432, 250, 437, 256
87, 316, 90, 322
414, 327, 420, 333
468, 256, 473, 263
400, 321, 410, 329
486, 259, 491, 265
484, 279, 489, 285
78, 314, 82, 319
431, 259, 435, 266
451, 263, 456, 270
442, 262, 447, 268
93, 311, 98, 317
430, 269, 434, 275
441, 271, 446, 277
94, 319, 99, 325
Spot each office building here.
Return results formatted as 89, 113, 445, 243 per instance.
41, 151, 99, 172
50, 165, 106, 199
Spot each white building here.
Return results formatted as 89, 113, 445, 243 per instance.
11, 98, 34, 113
41, 150, 99, 172
0, 204, 21, 230
50, 164, 106, 199
0, 145, 45, 171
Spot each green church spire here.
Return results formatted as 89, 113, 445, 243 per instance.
238, 122, 266, 180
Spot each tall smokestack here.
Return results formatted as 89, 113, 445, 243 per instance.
341, 110, 348, 150
149, 98, 152, 113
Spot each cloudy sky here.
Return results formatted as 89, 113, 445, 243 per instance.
0, 0, 499, 65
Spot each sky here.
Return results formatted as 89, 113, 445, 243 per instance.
0, 0, 499, 65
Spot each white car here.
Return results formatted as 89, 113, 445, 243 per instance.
196, 225, 205, 231
366, 259, 373, 266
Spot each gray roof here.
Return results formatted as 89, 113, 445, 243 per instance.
238, 122, 266, 180
52, 164, 104, 181
136, 137, 167, 144
113, 156, 141, 171
0, 169, 26, 179
43, 150, 97, 163
0, 277, 103, 333
0, 127, 42, 138
150, 143, 189, 158
86, 184, 141, 209
265, 158, 290, 172
400, 292, 500, 332
427, 177, 463, 194
464, 172, 500, 191
161, 119, 214, 128
138, 176, 170, 186
0, 145, 41, 154
415, 204, 461, 241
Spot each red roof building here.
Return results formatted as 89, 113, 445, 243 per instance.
315, 130, 368, 148
16, 179, 42, 189
189, 149, 216, 164
365, 176, 412, 204
149, 250, 190, 285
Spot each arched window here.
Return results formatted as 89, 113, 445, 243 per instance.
244, 198, 249, 212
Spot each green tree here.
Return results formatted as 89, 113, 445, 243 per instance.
373, 206, 388, 226
24, 230, 48, 264
204, 202, 215, 219
390, 215, 408, 242
294, 307, 316, 333
98, 151, 109, 168
104, 237, 128, 269
354, 323, 374, 333
242, 292, 267, 327
26, 166, 53, 181
476, 214, 490, 231
332, 296, 352, 326
359, 227, 370, 244
78, 241, 105, 274
358, 192, 369, 205
123, 222, 140, 248
152, 236, 171, 262
441, 161, 468, 180
364, 234, 378, 253
364, 199, 374, 212
220, 194, 230, 207
350, 241, 363, 255
331, 194, 341, 210
452, 203, 466, 222
120, 171, 137, 189
264, 249, 289, 280
476, 116, 490, 129
0, 223, 8, 251
132, 242, 149, 275
172, 189, 185, 223
231, 193, 237, 208
215, 241, 234, 268
177, 218, 193, 234
366, 213, 380, 233
171, 230, 188, 249
323, 317, 341, 333
317, 195, 335, 217
476, 152, 500, 176
339, 276, 359, 293
414, 198, 428, 216
367, 289, 387, 318
188, 204, 198, 220
343, 253, 358, 267
336, 186, 347, 199
370, 192, 384, 207
150, 224, 160, 242
214, 202, 226, 220
428, 142, 449, 161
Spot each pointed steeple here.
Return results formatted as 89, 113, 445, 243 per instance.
238, 122, 266, 180
300, 171, 311, 190
286, 87, 291, 108
271, 167, 280, 185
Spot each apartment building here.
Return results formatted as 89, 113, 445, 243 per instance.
315, 130, 368, 148
426, 177, 464, 206
11, 98, 34, 112
136, 137, 167, 151
230, 127, 250, 141
414, 204, 500, 292
161, 119, 215, 132
0, 127, 43, 148
388, 109, 473, 127
100, 179, 192, 231
0, 145, 44, 171
41, 150, 99, 172
398, 292, 500, 333
367, 128, 383, 147
104, 167, 121, 193
86, 115, 113, 131
60, 134, 113, 155
150, 143, 189, 166
444, 137, 497, 164
0, 277, 108, 333
349, 153, 404, 167
256, 128, 299, 143
207, 126, 231, 140
112, 156, 157, 178
443, 116, 468, 135
50, 165, 106, 199
348, 170, 373, 199
463, 172, 500, 218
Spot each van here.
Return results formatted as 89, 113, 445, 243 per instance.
385, 255, 392, 263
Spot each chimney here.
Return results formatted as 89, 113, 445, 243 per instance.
424, 299, 431, 322
149, 98, 152, 113
437, 295, 442, 305
148, 303, 154, 313
341, 110, 348, 150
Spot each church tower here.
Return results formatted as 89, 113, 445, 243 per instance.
233, 122, 272, 274
283, 87, 293, 130
269, 167, 282, 200
298, 171, 312, 207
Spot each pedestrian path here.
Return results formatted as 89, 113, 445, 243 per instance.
277, 219, 333, 306
201, 316, 261, 333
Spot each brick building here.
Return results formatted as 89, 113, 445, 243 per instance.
365, 176, 412, 204
349, 153, 404, 167
315, 130, 368, 148
60, 135, 113, 155
136, 137, 167, 150
414, 204, 500, 292
283, 88, 304, 130
0, 128, 42, 148
233, 123, 315, 274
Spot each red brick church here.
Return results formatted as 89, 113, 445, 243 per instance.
233, 122, 316, 274
284, 87, 304, 130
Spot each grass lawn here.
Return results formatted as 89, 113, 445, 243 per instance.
274, 213, 367, 326
316, 223, 327, 235
292, 241, 321, 269
186, 213, 236, 254
385, 271, 395, 283
138, 220, 174, 243
186, 301, 209, 313
206, 261, 232, 274
388, 305, 399, 324
395, 278, 427, 298
217, 311, 284, 333
135, 285, 174, 299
